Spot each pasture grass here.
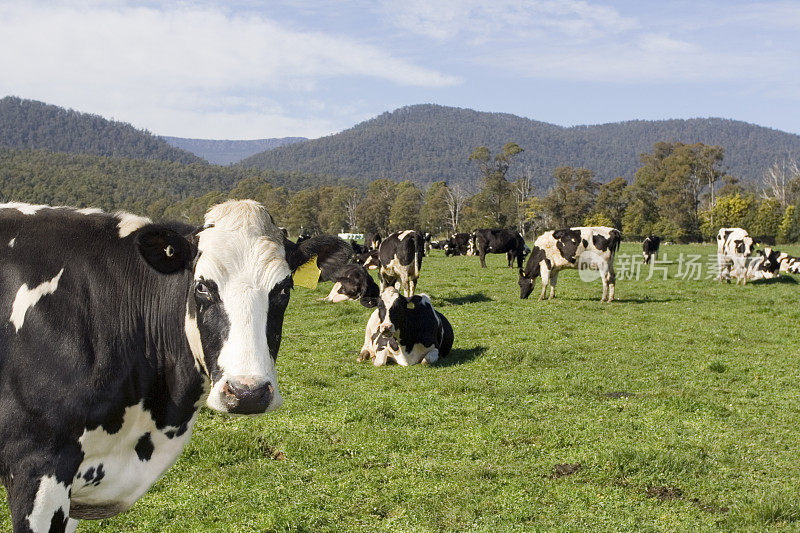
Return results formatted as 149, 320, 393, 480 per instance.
4, 243, 800, 531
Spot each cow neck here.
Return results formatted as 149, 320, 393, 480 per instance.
116, 265, 206, 431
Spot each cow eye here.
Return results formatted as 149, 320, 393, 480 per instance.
195, 281, 212, 299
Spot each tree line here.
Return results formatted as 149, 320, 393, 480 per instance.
2, 141, 800, 243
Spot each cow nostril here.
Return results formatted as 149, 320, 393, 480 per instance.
222, 378, 274, 414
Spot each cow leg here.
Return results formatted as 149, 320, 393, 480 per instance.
359, 329, 375, 362
607, 264, 616, 302
599, 264, 610, 302
479, 250, 487, 268
399, 271, 412, 297
65, 519, 79, 533
422, 348, 439, 365
539, 269, 550, 301
7, 470, 73, 533
549, 272, 558, 299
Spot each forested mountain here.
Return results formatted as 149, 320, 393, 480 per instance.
0, 148, 356, 220
162, 136, 307, 165
241, 104, 800, 190
0, 96, 203, 164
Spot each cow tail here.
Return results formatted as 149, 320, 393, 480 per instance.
610, 230, 621, 254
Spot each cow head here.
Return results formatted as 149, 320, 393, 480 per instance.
139, 200, 337, 415
518, 268, 536, 299
518, 246, 545, 299
375, 287, 407, 346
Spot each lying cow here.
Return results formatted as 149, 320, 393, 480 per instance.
378, 230, 425, 297
322, 263, 380, 307
0, 200, 348, 532
642, 235, 661, 264
358, 287, 453, 366
443, 233, 471, 256
747, 247, 781, 280
472, 228, 527, 268
776, 251, 800, 274
519, 226, 621, 302
717, 227, 754, 284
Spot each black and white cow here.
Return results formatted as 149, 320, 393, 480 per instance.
519, 226, 621, 302
358, 287, 453, 366
0, 200, 348, 532
443, 233, 471, 256
777, 251, 800, 274
322, 263, 380, 307
364, 232, 382, 251
642, 235, 661, 264
747, 247, 782, 280
422, 232, 433, 255
716, 227, 755, 285
377, 230, 425, 297
356, 250, 380, 270
471, 228, 527, 268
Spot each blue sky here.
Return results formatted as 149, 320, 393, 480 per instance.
1, 0, 798, 139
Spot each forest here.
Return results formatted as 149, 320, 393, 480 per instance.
2, 96, 800, 243
240, 104, 800, 187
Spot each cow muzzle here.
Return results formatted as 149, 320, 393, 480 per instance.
220, 376, 280, 415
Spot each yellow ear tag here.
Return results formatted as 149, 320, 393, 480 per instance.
407, 301, 415, 309
293, 255, 320, 289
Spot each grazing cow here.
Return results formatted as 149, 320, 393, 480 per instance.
747, 247, 782, 280
472, 228, 527, 268
322, 264, 380, 307
717, 228, 754, 284
378, 230, 424, 297
358, 287, 453, 366
430, 240, 446, 251
519, 226, 621, 302
0, 200, 348, 532
364, 231, 382, 251
642, 235, 661, 264
443, 233, 471, 256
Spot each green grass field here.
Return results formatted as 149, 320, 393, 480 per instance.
4, 243, 800, 532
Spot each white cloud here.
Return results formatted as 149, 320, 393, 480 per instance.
0, 1, 459, 137
382, 0, 637, 44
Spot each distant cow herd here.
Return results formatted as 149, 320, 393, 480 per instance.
0, 198, 792, 532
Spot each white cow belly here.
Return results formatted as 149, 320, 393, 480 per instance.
70, 402, 196, 515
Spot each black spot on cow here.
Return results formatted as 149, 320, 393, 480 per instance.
83, 464, 106, 486
50, 508, 67, 531
582, 239, 588, 247
553, 229, 581, 263
593, 234, 609, 251
135, 432, 155, 462
165, 430, 176, 439
734, 239, 745, 254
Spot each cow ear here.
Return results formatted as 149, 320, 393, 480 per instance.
359, 296, 379, 308
137, 228, 194, 274
518, 268, 527, 279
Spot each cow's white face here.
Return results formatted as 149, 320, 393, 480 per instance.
185, 200, 290, 415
